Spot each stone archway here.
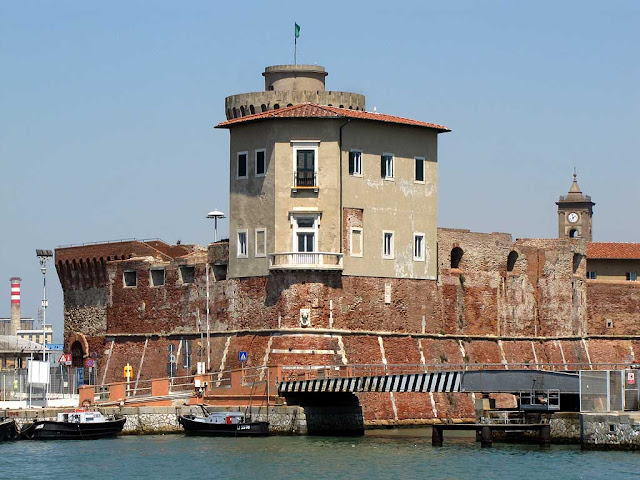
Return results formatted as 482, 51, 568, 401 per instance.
71, 341, 84, 367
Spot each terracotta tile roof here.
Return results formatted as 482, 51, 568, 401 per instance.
588, 242, 640, 259
215, 103, 451, 132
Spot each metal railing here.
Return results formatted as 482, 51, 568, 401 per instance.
293, 171, 317, 188
0, 370, 83, 402
269, 252, 343, 270
277, 362, 637, 383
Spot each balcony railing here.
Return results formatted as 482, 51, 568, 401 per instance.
292, 171, 318, 190
268, 252, 343, 271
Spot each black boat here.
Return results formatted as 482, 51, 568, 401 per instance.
178, 409, 269, 437
0, 419, 18, 441
20, 410, 126, 440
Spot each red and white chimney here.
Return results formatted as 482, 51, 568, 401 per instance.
10, 277, 21, 336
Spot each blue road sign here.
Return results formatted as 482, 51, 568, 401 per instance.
76, 368, 84, 387
238, 351, 248, 362
47, 344, 64, 351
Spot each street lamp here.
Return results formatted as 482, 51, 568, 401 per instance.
36, 249, 53, 405
205, 210, 224, 372
206, 210, 226, 243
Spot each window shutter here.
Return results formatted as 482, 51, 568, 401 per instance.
381, 155, 385, 177
349, 151, 355, 175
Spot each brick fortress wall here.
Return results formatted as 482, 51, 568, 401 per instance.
55, 231, 640, 422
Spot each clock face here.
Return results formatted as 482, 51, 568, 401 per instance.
568, 212, 579, 223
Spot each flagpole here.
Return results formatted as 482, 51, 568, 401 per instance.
294, 37, 297, 65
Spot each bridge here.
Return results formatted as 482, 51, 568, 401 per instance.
79, 362, 629, 409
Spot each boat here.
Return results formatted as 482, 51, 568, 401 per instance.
20, 410, 126, 440
0, 419, 18, 441
178, 408, 269, 437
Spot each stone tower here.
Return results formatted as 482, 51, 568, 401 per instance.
224, 64, 365, 120
556, 173, 595, 241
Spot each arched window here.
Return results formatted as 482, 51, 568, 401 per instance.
569, 229, 578, 238
507, 251, 518, 272
249, 105, 255, 114
339, 104, 344, 108
261, 104, 267, 112
451, 247, 464, 269
71, 341, 84, 367
232, 107, 238, 118
273, 104, 280, 110
226, 109, 231, 119
239, 106, 245, 116
286, 103, 293, 107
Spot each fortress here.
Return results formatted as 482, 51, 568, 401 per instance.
55, 63, 640, 423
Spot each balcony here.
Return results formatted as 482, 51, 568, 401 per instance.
268, 252, 343, 271
292, 171, 318, 192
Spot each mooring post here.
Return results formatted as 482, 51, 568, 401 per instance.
480, 426, 492, 448
432, 425, 443, 447
540, 424, 551, 447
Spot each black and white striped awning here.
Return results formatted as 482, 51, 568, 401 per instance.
278, 371, 462, 394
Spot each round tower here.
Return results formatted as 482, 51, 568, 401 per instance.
224, 64, 366, 120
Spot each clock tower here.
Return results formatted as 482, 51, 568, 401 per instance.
556, 172, 595, 241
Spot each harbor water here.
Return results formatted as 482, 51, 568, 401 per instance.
1, 428, 639, 480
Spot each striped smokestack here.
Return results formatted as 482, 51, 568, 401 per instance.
10, 277, 21, 336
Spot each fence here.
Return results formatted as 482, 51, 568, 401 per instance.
0, 368, 90, 402
580, 370, 639, 412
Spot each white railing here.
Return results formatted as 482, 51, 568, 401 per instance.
268, 252, 343, 270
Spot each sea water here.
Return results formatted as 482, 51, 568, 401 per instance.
1, 429, 639, 480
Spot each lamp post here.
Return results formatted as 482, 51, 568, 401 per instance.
36, 249, 53, 405
206, 210, 226, 243
205, 210, 225, 371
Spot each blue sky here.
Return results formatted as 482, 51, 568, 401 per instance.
1, 1, 639, 342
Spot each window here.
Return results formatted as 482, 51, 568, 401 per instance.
237, 230, 248, 258
350, 228, 363, 257
181, 339, 191, 369
291, 215, 319, 254
415, 157, 425, 183
237, 152, 248, 179
123, 270, 137, 287
296, 150, 315, 187
414, 233, 425, 261
179, 266, 195, 284
255, 149, 266, 177
255, 228, 267, 257
150, 268, 165, 287
507, 251, 518, 272
586, 271, 597, 280
349, 150, 362, 176
292, 141, 319, 188
451, 247, 463, 269
383, 231, 394, 259
627, 272, 638, 281
381, 154, 394, 179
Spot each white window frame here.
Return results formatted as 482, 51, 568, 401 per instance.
236, 151, 248, 180
255, 228, 267, 258
291, 214, 320, 252
414, 156, 425, 184
382, 153, 394, 180
237, 230, 248, 258
413, 233, 425, 261
382, 230, 394, 259
349, 149, 362, 177
350, 227, 363, 257
255, 148, 266, 177
292, 141, 319, 188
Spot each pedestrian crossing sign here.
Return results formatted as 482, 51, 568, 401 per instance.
239, 351, 248, 362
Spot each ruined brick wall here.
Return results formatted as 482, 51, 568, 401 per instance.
586, 281, 640, 335
107, 256, 209, 335
436, 230, 587, 337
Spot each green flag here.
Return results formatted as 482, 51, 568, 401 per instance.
295, 23, 300, 39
